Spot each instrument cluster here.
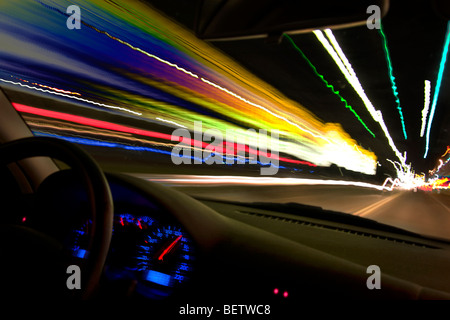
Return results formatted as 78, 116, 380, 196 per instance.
68, 210, 196, 299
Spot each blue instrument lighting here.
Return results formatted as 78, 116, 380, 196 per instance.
70, 211, 194, 298
74, 249, 87, 258
144, 270, 171, 287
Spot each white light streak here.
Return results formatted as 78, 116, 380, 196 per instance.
314, 29, 406, 166
0, 78, 143, 116
138, 174, 389, 191
199, 77, 330, 143
156, 117, 187, 128
382, 159, 425, 190
420, 80, 431, 137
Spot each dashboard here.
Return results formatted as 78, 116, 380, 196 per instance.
21, 169, 450, 306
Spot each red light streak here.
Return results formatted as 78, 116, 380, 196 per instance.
13, 102, 315, 167
13, 103, 173, 141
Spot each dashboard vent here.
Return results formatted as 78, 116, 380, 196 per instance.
235, 210, 440, 249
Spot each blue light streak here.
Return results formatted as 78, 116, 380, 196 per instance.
424, 21, 450, 158
32, 131, 288, 170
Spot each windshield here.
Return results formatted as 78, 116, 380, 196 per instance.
1, 0, 450, 241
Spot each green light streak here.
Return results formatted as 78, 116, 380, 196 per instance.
379, 22, 408, 140
283, 34, 376, 138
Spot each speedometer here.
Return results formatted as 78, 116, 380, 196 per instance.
137, 225, 193, 289
111, 212, 195, 299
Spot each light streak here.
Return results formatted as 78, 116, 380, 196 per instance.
437, 159, 445, 172
442, 146, 450, 157
23, 116, 185, 150
419, 176, 450, 191
420, 80, 431, 137
0, 78, 142, 116
314, 29, 406, 166
282, 34, 376, 138
424, 21, 450, 158
13, 102, 172, 141
427, 145, 450, 176
12, 76, 81, 96
14, 103, 316, 167
432, 177, 450, 189
87, 23, 200, 80
381, 177, 401, 191
199, 77, 330, 142
378, 23, 407, 140
381, 159, 434, 191
137, 174, 389, 191
156, 117, 187, 128
46, 0, 330, 145
89, 7, 333, 146
0, 0, 379, 175
33, 131, 291, 169
35, 0, 200, 80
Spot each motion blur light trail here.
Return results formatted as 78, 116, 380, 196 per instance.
418, 177, 450, 191
0, 0, 377, 174
420, 80, 431, 138
378, 23, 407, 140
0, 77, 143, 116
13, 102, 315, 168
156, 117, 187, 129
429, 145, 450, 176
283, 34, 376, 138
410, 145, 450, 191
9, 76, 81, 96
23, 115, 184, 150
380, 154, 450, 191
138, 174, 389, 191
34, 131, 291, 169
424, 21, 450, 158
382, 160, 424, 191
313, 29, 407, 166
442, 146, 450, 158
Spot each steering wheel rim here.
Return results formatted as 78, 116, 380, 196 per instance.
0, 136, 113, 299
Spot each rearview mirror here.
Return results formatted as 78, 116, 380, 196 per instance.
194, 0, 390, 41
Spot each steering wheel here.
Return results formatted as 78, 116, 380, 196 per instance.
0, 136, 113, 299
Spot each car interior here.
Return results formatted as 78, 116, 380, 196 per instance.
2, 0, 450, 311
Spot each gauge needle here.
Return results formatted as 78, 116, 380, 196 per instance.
158, 235, 182, 261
